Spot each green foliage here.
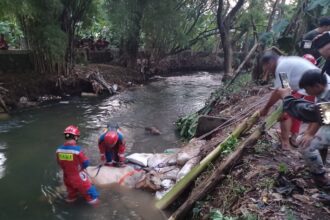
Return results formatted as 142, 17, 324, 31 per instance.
176, 112, 200, 139
222, 137, 238, 155
103, 0, 218, 56
278, 162, 288, 175
192, 201, 205, 219
307, 0, 330, 13
209, 209, 258, 220
0, 20, 23, 48
209, 209, 236, 220
285, 208, 296, 220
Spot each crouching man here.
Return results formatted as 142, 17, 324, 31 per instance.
283, 70, 330, 187
98, 124, 126, 167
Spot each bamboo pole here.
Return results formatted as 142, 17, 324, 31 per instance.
225, 43, 260, 89
169, 106, 283, 220
155, 110, 261, 210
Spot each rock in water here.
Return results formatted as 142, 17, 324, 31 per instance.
145, 126, 161, 135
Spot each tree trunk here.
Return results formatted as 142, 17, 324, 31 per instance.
266, 0, 280, 32
121, 0, 146, 69
216, 0, 245, 82
252, 44, 265, 82
220, 27, 233, 81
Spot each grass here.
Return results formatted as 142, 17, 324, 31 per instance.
254, 139, 270, 154
256, 177, 275, 191
278, 162, 288, 175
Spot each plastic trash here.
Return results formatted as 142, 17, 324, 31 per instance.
112, 84, 118, 92
164, 148, 181, 154
126, 153, 154, 167
81, 92, 97, 97
161, 179, 174, 189
59, 101, 69, 104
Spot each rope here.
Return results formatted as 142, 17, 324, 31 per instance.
118, 169, 142, 185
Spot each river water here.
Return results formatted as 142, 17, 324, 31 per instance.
0, 72, 222, 220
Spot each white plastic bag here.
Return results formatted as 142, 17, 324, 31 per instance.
126, 153, 154, 167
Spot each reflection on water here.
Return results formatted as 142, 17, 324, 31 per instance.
0, 142, 6, 179
0, 72, 222, 220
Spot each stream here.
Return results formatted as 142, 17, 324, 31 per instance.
0, 72, 222, 220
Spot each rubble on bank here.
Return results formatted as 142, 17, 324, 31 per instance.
0, 64, 143, 112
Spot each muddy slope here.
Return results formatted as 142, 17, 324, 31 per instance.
175, 82, 330, 220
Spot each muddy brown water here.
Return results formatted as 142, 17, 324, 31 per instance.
0, 72, 222, 220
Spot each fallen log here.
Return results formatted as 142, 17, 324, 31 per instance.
169, 106, 283, 220
87, 71, 114, 95
155, 110, 261, 210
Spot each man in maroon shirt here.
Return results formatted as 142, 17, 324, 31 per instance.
0, 34, 8, 50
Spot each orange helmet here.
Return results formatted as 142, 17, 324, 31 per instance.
103, 131, 118, 148
303, 54, 317, 65
64, 125, 80, 136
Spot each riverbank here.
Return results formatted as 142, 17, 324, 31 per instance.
165, 77, 330, 219
0, 64, 144, 112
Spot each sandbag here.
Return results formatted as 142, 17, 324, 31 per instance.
176, 139, 205, 165
126, 153, 154, 167
176, 156, 201, 181
147, 153, 176, 168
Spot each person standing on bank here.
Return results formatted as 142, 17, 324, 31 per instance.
301, 16, 330, 59
260, 53, 321, 149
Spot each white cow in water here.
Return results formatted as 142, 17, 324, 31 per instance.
85, 165, 147, 188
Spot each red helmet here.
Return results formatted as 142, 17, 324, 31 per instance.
103, 131, 118, 148
303, 54, 317, 65
64, 125, 80, 136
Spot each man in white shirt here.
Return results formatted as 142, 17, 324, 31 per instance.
260, 54, 321, 149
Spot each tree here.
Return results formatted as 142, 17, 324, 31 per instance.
216, 0, 245, 81
106, 0, 147, 68
60, 0, 95, 73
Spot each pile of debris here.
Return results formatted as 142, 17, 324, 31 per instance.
126, 139, 207, 198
